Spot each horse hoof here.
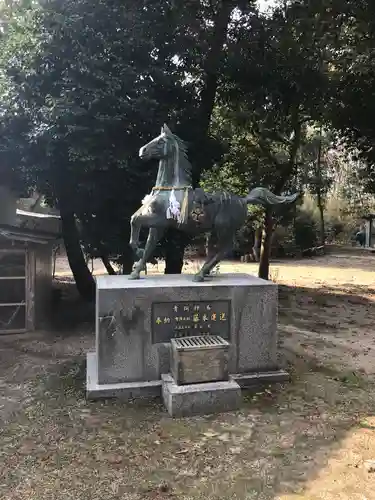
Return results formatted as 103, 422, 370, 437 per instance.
193, 273, 205, 283
129, 271, 140, 280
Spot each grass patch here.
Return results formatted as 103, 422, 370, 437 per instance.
2, 252, 375, 499
2, 362, 375, 500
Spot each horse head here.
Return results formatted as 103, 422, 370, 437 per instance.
139, 124, 177, 161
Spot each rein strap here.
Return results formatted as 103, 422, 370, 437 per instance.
152, 186, 192, 191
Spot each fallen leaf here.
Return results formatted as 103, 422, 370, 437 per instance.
158, 482, 170, 492
229, 447, 241, 454
106, 454, 123, 464
177, 469, 197, 478
203, 431, 219, 438
110, 481, 119, 494
218, 433, 230, 442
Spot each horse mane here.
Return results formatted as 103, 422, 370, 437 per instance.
168, 131, 192, 185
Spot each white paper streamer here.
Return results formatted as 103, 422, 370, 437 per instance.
166, 189, 181, 222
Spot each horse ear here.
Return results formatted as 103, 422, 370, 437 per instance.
163, 123, 172, 135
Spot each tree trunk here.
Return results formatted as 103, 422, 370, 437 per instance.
317, 191, 325, 246
52, 148, 95, 301
191, 0, 235, 186
197, 0, 235, 141
101, 255, 116, 275
258, 209, 273, 280
59, 204, 95, 301
164, 229, 186, 274
252, 227, 262, 262
316, 127, 325, 246
165, 1, 235, 274
120, 246, 134, 275
257, 110, 302, 279
164, 249, 184, 274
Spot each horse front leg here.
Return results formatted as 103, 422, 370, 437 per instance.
129, 227, 164, 280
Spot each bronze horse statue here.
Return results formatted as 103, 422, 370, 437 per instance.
129, 124, 298, 281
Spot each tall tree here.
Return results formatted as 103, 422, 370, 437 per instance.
221, 2, 329, 278
323, 0, 375, 194
300, 127, 335, 246
0, 0, 197, 297
161, 0, 246, 274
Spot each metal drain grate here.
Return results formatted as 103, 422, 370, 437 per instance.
173, 335, 229, 349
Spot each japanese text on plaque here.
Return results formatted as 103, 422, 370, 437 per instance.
152, 300, 230, 343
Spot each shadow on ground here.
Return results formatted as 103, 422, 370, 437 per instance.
278, 282, 375, 381
1, 277, 375, 499
49, 278, 95, 332
270, 251, 375, 273
1, 351, 374, 500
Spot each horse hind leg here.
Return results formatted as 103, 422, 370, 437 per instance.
129, 213, 142, 257
193, 230, 233, 282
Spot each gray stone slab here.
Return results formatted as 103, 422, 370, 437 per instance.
161, 373, 241, 417
94, 273, 279, 385
86, 352, 161, 400
230, 281, 278, 374
96, 273, 275, 290
231, 370, 290, 388
156, 342, 171, 376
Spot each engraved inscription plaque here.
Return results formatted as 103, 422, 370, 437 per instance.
151, 300, 231, 343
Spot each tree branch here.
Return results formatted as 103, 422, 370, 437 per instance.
251, 122, 281, 168
256, 139, 281, 168
274, 107, 303, 193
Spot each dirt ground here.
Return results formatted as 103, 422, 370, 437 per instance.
1, 249, 375, 499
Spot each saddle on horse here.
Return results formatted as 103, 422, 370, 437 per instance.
190, 188, 215, 224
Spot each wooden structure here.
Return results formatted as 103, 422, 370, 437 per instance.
0, 224, 57, 334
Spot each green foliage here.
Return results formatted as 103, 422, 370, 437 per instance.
2, 0, 375, 281
293, 206, 319, 251
311, 0, 375, 195
300, 127, 335, 200
0, 0, 199, 262
269, 195, 320, 257
219, 2, 330, 194
324, 197, 363, 243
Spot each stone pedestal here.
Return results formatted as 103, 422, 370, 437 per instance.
86, 273, 287, 400
162, 374, 241, 417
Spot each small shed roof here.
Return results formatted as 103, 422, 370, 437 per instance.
16, 209, 60, 220
0, 224, 60, 245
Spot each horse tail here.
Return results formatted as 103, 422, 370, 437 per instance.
245, 187, 299, 207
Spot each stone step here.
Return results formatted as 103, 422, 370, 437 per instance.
161, 373, 241, 417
